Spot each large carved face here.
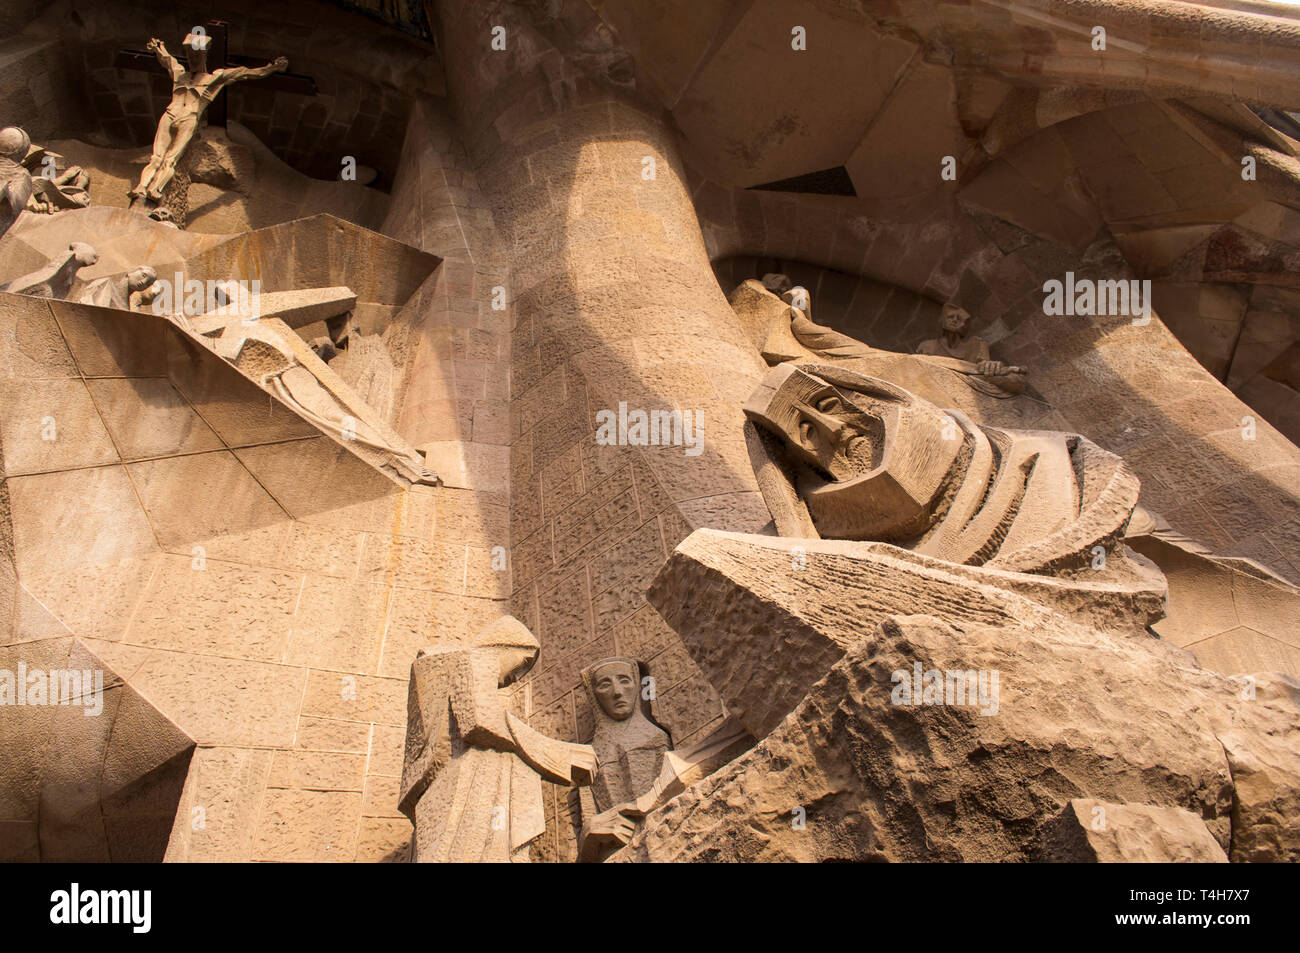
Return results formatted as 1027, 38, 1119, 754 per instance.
745, 364, 968, 543
590, 660, 639, 721
743, 364, 885, 482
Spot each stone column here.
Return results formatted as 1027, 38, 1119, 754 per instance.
430, 0, 769, 784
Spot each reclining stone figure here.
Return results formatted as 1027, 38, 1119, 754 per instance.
743, 362, 1141, 576
734, 275, 1026, 401
79, 266, 161, 310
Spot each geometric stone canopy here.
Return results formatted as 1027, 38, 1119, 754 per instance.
0, 637, 195, 862
0, 207, 440, 312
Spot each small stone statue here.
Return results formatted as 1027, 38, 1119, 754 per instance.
79, 266, 161, 310
129, 33, 288, 210
0, 126, 33, 237
576, 656, 671, 862
0, 242, 98, 298
24, 146, 91, 215
398, 617, 597, 863
917, 302, 1025, 396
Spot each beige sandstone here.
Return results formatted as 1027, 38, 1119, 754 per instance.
2, 0, 1299, 865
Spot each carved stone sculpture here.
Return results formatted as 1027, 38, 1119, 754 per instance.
181, 289, 438, 486
398, 617, 598, 863
0, 125, 92, 224
22, 144, 92, 214
28, 166, 92, 213
128, 34, 288, 211
78, 266, 160, 310
0, 242, 98, 298
917, 302, 1026, 396
0, 243, 164, 312
590, 718, 754, 862
732, 276, 1028, 402
743, 362, 1142, 576
584, 657, 671, 807
0, 126, 33, 237
575, 656, 671, 861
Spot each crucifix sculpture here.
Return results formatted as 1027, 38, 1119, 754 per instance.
124, 26, 293, 211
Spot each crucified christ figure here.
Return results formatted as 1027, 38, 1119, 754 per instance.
129, 34, 288, 208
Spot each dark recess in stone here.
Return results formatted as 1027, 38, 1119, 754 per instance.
1253, 105, 1300, 142
326, 0, 434, 40
748, 166, 857, 196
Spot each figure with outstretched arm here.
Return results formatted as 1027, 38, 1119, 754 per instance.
129, 34, 288, 207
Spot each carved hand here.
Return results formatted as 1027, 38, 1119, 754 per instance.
583, 803, 644, 845
572, 746, 599, 784
273, 56, 289, 71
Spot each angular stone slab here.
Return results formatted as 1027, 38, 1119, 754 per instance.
647, 528, 1166, 739
1036, 799, 1228, 862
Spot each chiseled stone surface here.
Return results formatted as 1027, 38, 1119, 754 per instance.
648, 528, 1165, 739
3, 0, 1300, 864
1037, 800, 1228, 863
0, 637, 195, 862
621, 614, 1298, 862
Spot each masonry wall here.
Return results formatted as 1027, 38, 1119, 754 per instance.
429, 0, 778, 859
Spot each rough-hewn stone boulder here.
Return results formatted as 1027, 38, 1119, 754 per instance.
1035, 800, 1228, 862
618, 612, 1299, 862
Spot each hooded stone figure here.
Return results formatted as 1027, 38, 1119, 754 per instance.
743, 362, 1144, 576
398, 616, 597, 863
575, 656, 671, 861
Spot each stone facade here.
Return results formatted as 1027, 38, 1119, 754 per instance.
1, 0, 1299, 864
